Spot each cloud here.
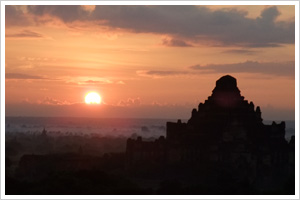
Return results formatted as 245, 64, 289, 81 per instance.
161, 37, 193, 47
189, 60, 295, 77
259, 5, 280, 23
5, 73, 46, 80
23, 5, 294, 47
27, 5, 90, 23
83, 80, 101, 84
91, 5, 295, 47
136, 70, 189, 78
222, 49, 258, 55
78, 80, 111, 85
76, 79, 120, 85
116, 81, 125, 84
39, 97, 71, 105
81, 5, 96, 13
61, 77, 124, 86
118, 97, 141, 107
137, 60, 294, 78
242, 43, 282, 48
6, 30, 44, 38
5, 5, 31, 27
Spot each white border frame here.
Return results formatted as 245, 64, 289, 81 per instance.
1, 1, 299, 199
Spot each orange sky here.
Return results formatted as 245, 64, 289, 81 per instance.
5, 5, 295, 120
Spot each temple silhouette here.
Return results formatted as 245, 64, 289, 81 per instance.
126, 75, 294, 194
7, 75, 294, 194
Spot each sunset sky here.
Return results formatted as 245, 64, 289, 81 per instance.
4, 4, 295, 120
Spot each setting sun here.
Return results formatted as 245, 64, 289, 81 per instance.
85, 92, 101, 104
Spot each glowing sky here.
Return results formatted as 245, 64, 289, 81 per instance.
5, 5, 295, 120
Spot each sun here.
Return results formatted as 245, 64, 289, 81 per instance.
85, 92, 101, 104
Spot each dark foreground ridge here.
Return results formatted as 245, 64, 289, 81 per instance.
126, 75, 295, 194
6, 75, 294, 195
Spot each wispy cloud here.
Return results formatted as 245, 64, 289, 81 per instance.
61, 76, 124, 85
222, 49, 259, 55
118, 97, 141, 107
189, 60, 295, 77
38, 97, 71, 105
136, 70, 189, 78
77, 79, 113, 85
161, 37, 193, 47
6, 73, 46, 80
136, 60, 294, 78
6, 30, 45, 39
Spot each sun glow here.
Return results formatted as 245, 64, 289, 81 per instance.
85, 92, 101, 104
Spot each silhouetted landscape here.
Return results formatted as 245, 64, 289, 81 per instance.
4, 3, 296, 197
5, 75, 295, 195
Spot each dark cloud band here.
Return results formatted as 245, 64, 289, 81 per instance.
6, 5, 295, 47
6, 73, 46, 80
6, 30, 44, 38
137, 61, 295, 78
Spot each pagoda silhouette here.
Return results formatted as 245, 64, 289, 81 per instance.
126, 75, 294, 194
